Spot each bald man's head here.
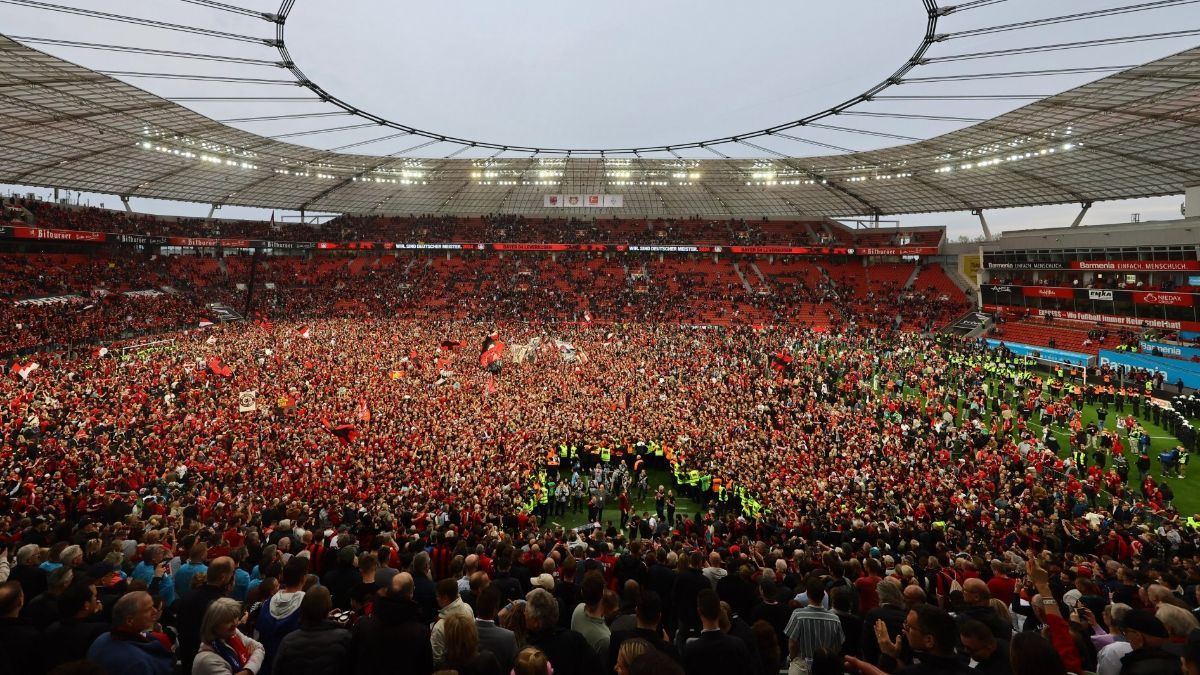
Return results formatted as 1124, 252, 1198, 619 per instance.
207, 556, 236, 588
392, 572, 414, 599
903, 584, 927, 608
0, 582, 23, 618
963, 578, 990, 606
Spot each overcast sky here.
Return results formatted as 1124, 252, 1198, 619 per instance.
3, 0, 1196, 237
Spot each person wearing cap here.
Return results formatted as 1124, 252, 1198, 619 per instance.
1116, 608, 1182, 675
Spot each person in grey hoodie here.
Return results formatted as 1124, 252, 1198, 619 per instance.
254, 557, 308, 675
702, 553, 728, 588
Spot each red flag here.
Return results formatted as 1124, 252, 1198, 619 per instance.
356, 398, 371, 423
298, 326, 311, 339
10, 362, 39, 380
320, 418, 360, 445
480, 339, 505, 367
198, 319, 214, 328
206, 357, 233, 378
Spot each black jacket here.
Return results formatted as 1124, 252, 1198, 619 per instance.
671, 569, 710, 632
174, 583, 228, 673
8, 564, 46, 602
322, 563, 362, 611
351, 595, 433, 675
1119, 645, 1183, 675
19, 591, 60, 631
443, 651, 503, 675
490, 571, 523, 605
862, 603, 907, 666
412, 574, 438, 624
955, 604, 1012, 641
682, 629, 750, 675
0, 616, 44, 675
896, 652, 974, 675
274, 622, 353, 675
607, 626, 679, 672
527, 627, 603, 675
43, 616, 109, 669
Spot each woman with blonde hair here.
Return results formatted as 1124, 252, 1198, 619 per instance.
441, 612, 502, 675
615, 638, 653, 675
193, 597, 265, 675
512, 646, 552, 675
989, 598, 1013, 626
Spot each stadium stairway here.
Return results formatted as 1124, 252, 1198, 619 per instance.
732, 263, 755, 294
903, 265, 922, 290
748, 262, 769, 292
206, 302, 244, 322
942, 263, 975, 297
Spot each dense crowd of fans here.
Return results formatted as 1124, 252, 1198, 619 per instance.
0, 305, 1198, 674
9, 198, 944, 248
0, 249, 968, 355
1, 204, 1196, 674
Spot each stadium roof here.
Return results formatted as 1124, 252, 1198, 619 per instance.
2, 34, 1200, 218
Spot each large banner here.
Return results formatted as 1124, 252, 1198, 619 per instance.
168, 237, 252, 248
12, 226, 107, 243
982, 305, 1200, 333
985, 259, 1200, 271
858, 246, 940, 256
543, 194, 624, 208
113, 233, 169, 245
0, 223, 940, 257
1139, 340, 1200, 361
1022, 286, 1074, 300
1071, 260, 1200, 272
1133, 291, 1194, 307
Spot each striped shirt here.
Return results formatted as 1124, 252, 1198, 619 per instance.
783, 605, 845, 659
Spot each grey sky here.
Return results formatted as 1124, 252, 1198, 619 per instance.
2, 0, 1196, 236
